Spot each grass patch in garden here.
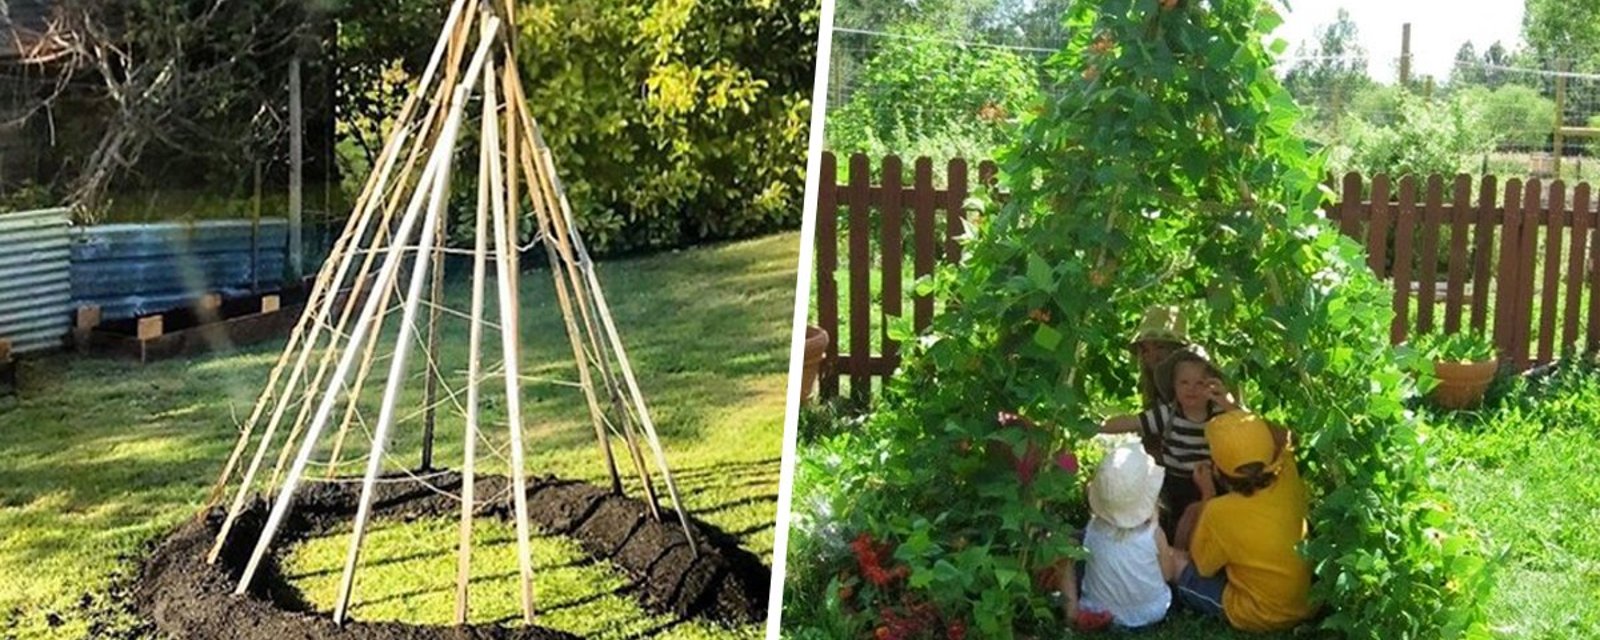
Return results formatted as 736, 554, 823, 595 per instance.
281, 517, 753, 639
0, 231, 798, 638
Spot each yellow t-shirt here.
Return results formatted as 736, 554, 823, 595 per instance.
1189, 450, 1314, 632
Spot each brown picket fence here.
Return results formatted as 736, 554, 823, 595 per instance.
815, 151, 1600, 402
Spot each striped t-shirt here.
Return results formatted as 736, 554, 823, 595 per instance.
1139, 402, 1223, 474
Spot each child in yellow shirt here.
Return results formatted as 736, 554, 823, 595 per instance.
1171, 411, 1314, 632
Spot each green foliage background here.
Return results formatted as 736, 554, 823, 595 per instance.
825, 26, 1037, 160
335, 0, 816, 255
787, 0, 1494, 638
508, 0, 815, 253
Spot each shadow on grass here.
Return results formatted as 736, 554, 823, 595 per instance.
0, 232, 796, 638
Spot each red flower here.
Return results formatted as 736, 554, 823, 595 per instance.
864, 564, 893, 586
1056, 451, 1079, 475
947, 619, 967, 640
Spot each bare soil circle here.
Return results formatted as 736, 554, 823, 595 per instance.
134, 472, 770, 639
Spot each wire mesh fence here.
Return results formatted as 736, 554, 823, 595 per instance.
824, 26, 1600, 185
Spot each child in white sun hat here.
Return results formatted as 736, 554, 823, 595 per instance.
1058, 441, 1181, 631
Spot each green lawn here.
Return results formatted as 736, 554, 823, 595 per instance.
0, 230, 800, 639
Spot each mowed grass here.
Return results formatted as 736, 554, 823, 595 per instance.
0, 231, 800, 639
282, 518, 753, 639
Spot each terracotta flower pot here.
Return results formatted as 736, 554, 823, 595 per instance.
1430, 358, 1498, 409
800, 325, 830, 403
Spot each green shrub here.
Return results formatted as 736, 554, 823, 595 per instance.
1470, 84, 1555, 149
826, 25, 1037, 159
1335, 92, 1494, 178
786, 0, 1493, 638
512, 0, 815, 254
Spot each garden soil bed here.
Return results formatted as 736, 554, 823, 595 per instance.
135, 472, 769, 639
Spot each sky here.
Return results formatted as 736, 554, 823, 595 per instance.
1269, 0, 1527, 84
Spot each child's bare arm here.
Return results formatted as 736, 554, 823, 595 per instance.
1056, 558, 1080, 618
1099, 414, 1142, 434
1155, 524, 1181, 581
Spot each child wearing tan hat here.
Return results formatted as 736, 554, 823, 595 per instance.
1057, 441, 1180, 631
1171, 410, 1314, 632
1129, 305, 1190, 409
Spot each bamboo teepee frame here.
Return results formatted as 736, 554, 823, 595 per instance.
200, 0, 695, 625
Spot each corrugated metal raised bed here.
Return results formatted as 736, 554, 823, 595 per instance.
0, 207, 73, 354
71, 219, 288, 321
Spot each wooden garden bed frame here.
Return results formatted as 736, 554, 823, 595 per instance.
69, 278, 365, 364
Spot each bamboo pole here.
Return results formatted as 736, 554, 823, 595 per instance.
499, 83, 649, 515
235, 135, 442, 595
516, 110, 696, 554
322, 8, 483, 479
561, 181, 696, 555
483, 55, 539, 624
495, 64, 625, 498
422, 172, 447, 472
230, 26, 490, 589
207, 100, 429, 564
503, 70, 645, 505
455, 78, 495, 626
203, 0, 472, 552
250, 3, 478, 498
328, 20, 499, 621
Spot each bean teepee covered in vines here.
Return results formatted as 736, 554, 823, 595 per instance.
833, 0, 1492, 637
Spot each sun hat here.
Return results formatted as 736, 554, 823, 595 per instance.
1087, 441, 1166, 529
1205, 411, 1282, 477
1130, 305, 1189, 346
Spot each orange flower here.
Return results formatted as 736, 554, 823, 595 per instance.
1089, 33, 1114, 54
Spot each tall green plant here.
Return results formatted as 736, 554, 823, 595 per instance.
793, 0, 1493, 638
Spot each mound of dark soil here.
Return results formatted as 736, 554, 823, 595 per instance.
134, 473, 769, 639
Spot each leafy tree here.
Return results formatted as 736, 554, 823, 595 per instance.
12, 0, 332, 218
1476, 84, 1555, 149
789, 0, 1492, 637
327, 0, 445, 172
1477, 40, 1519, 89
1335, 91, 1493, 177
1522, 0, 1600, 72
548, 0, 813, 252
1451, 41, 1486, 87
1282, 8, 1370, 122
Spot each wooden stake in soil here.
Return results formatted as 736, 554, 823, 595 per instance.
521, 114, 697, 555
230, 40, 483, 589
329, 21, 499, 623
203, 0, 471, 550
455, 75, 495, 626
483, 57, 539, 624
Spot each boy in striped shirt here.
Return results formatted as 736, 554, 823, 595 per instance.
1100, 346, 1239, 541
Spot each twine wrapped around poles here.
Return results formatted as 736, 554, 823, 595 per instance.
200, 1, 697, 626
